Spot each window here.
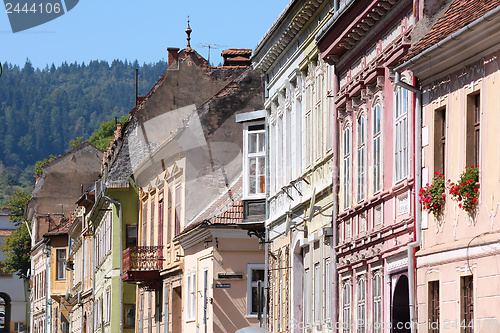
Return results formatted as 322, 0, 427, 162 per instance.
314, 262, 322, 324
342, 282, 351, 333
357, 277, 366, 333
150, 198, 155, 246
174, 183, 181, 236
124, 304, 135, 329
104, 289, 111, 324
56, 249, 66, 280
461, 276, 474, 333
434, 107, 446, 174
324, 258, 332, 322
167, 188, 172, 243
138, 293, 144, 333
187, 272, 196, 321
126, 225, 137, 248
466, 93, 480, 167
372, 273, 383, 333
158, 196, 164, 249
428, 280, 439, 333
357, 116, 366, 201
395, 86, 409, 181
343, 126, 352, 209
304, 267, 312, 327
373, 104, 382, 192
245, 123, 266, 197
247, 264, 265, 316
142, 202, 147, 246
164, 285, 169, 333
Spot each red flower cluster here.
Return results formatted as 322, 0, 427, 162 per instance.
419, 171, 446, 218
448, 166, 479, 214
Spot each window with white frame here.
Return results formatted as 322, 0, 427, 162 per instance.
342, 282, 352, 333
357, 277, 366, 333
104, 288, 111, 324
164, 285, 169, 333
372, 273, 383, 333
186, 271, 196, 321
343, 125, 352, 209
56, 249, 66, 280
373, 104, 382, 192
314, 262, 322, 324
357, 115, 366, 202
304, 267, 312, 327
324, 258, 332, 323
314, 72, 323, 160
247, 264, 265, 316
244, 122, 266, 198
395, 86, 409, 181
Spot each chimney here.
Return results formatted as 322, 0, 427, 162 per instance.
167, 47, 180, 67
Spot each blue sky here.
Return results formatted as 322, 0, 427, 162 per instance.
1, 0, 290, 69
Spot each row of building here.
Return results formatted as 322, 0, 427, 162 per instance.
16, 0, 500, 332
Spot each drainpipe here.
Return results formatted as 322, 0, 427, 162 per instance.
102, 193, 123, 333
263, 111, 270, 329
394, 70, 421, 333
330, 64, 339, 332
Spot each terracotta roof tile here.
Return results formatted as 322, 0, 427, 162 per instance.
404, 0, 500, 61
222, 48, 252, 56
44, 218, 71, 236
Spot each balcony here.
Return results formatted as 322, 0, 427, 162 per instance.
121, 246, 163, 290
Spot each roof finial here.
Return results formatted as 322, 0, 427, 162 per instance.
185, 16, 192, 49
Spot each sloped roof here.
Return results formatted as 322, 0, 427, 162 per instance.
404, 0, 500, 61
44, 218, 71, 236
222, 48, 252, 56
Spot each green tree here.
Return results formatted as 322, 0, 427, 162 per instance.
33, 154, 57, 178
69, 137, 84, 149
1, 190, 31, 278
88, 115, 130, 151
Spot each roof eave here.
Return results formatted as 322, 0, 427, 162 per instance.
396, 5, 500, 84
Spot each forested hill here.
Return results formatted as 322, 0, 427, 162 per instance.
0, 59, 168, 169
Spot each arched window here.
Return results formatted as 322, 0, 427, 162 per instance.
372, 273, 383, 333
357, 116, 366, 201
342, 282, 352, 333
343, 125, 352, 209
373, 104, 382, 192
357, 277, 366, 333
395, 86, 409, 181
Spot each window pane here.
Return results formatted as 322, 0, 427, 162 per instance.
258, 133, 265, 153
249, 133, 257, 154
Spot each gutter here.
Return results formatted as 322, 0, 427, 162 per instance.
394, 71, 421, 333
395, 4, 500, 72
315, 0, 355, 43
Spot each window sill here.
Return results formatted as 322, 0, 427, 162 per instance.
185, 319, 195, 323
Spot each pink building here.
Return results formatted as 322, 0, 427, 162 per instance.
317, 0, 417, 331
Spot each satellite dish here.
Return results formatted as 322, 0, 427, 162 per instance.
284, 205, 292, 236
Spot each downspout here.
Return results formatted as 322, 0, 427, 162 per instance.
394, 70, 421, 333
102, 193, 123, 333
330, 65, 339, 332
263, 111, 270, 329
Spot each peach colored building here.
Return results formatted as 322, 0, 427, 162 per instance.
177, 178, 265, 333
397, 0, 500, 331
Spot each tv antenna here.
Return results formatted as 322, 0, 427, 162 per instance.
196, 43, 228, 65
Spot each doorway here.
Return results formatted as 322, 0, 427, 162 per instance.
392, 275, 410, 333
0, 293, 11, 333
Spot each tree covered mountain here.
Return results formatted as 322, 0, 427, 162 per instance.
0, 59, 168, 206
0, 59, 168, 169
